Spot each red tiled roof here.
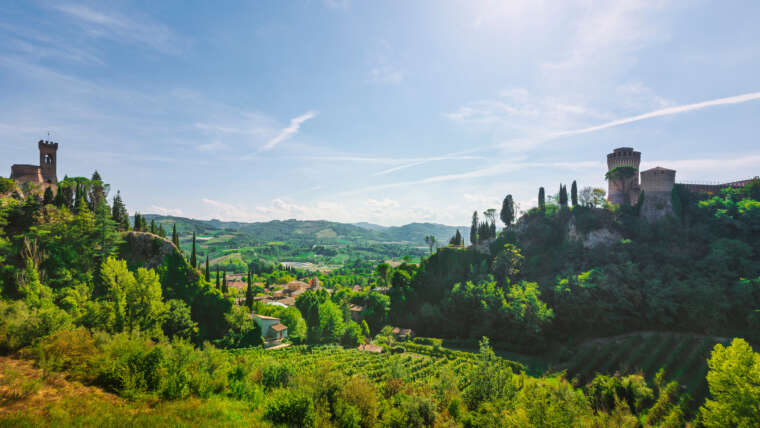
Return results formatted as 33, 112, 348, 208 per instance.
270, 323, 288, 332
358, 344, 383, 353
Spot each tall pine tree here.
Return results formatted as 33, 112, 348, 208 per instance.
571, 180, 578, 207
205, 254, 210, 282
172, 224, 179, 247
111, 191, 129, 231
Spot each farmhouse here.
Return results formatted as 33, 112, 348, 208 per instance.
252, 314, 288, 347
349, 304, 364, 323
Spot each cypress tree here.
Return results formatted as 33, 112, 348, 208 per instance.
470, 211, 478, 245
571, 180, 578, 207
134, 213, 142, 231
216, 267, 220, 289
158, 224, 166, 237
74, 182, 83, 212
150, 220, 156, 234
538, 187, 545, 211
172, 224, 179, 247
43, 187, 54, 205
500, 194, 514, 227
245, 269, 254, 310
222, 271, 228, 294
205, 254, 210, 282
54, 185, 65, 207
190, 232, 197, 268
559, 184, 568, 208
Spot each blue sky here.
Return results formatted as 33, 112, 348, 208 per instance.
1, 1, 759, 226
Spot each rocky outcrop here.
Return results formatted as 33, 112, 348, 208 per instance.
121, 231, 186, 270
567, 218, 622, 249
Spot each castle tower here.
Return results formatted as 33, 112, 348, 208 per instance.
38, 140, 58, 184
606, 147, 641, 205
639, 166, 676, 220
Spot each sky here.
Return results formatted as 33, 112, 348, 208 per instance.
1, 1, 759, 226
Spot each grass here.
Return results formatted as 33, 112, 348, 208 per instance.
0, 356, 265, 428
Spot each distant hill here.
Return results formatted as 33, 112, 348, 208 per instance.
142, 215, 468, 245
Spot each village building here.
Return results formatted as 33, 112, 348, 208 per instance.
392, 327, 414, 341
253, 314, 288, 347
358, 344, 383, 354
349, 304, 364, 323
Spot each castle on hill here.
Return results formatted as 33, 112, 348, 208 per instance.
606, 147, 757, 219
9, 140, 59, 190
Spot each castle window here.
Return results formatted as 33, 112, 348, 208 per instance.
44, 154, 53, 165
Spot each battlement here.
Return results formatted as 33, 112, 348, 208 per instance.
641, 167, 676, 194
38, 140, 59, 150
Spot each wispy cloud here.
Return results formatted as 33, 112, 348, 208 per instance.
51, 4, 184, 55
368, 65, 404, 85
260, 111, 316, 152
197, 141, 227, 152
439, 90, 760, 165
541, 91, 760, 140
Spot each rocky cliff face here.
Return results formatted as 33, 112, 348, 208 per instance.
567, 218, 622, 249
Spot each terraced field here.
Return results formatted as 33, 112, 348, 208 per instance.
561, 332, 730, 404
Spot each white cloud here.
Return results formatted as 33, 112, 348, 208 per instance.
540, 1, 667, 77
201, 198, 252, 221
148, 205, 184, 216
260, 111, 317, 152
643, 154, 760, 182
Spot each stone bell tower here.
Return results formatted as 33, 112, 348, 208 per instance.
38, 140, 58, 184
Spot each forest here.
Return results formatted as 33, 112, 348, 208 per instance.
0, 174, 759, 427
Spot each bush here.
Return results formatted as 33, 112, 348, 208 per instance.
261, 362, 293, 390
264, 389, 315, 427
0, 177, 15, 194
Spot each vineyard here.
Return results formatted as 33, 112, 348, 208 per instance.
224, 332, 733, 409
228, 344, 522, 389
560, 332, 730, 404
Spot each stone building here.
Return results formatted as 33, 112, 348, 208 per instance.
10, 140, 59, 188
605, 146, 758, 221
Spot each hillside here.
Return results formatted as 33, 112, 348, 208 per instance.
143, 215, 467, 245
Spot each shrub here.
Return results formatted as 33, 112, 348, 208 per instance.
33, 327, 99, 381
261, 362, 293, 390
339, 376, 378, 428
264, 389, 315, 427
